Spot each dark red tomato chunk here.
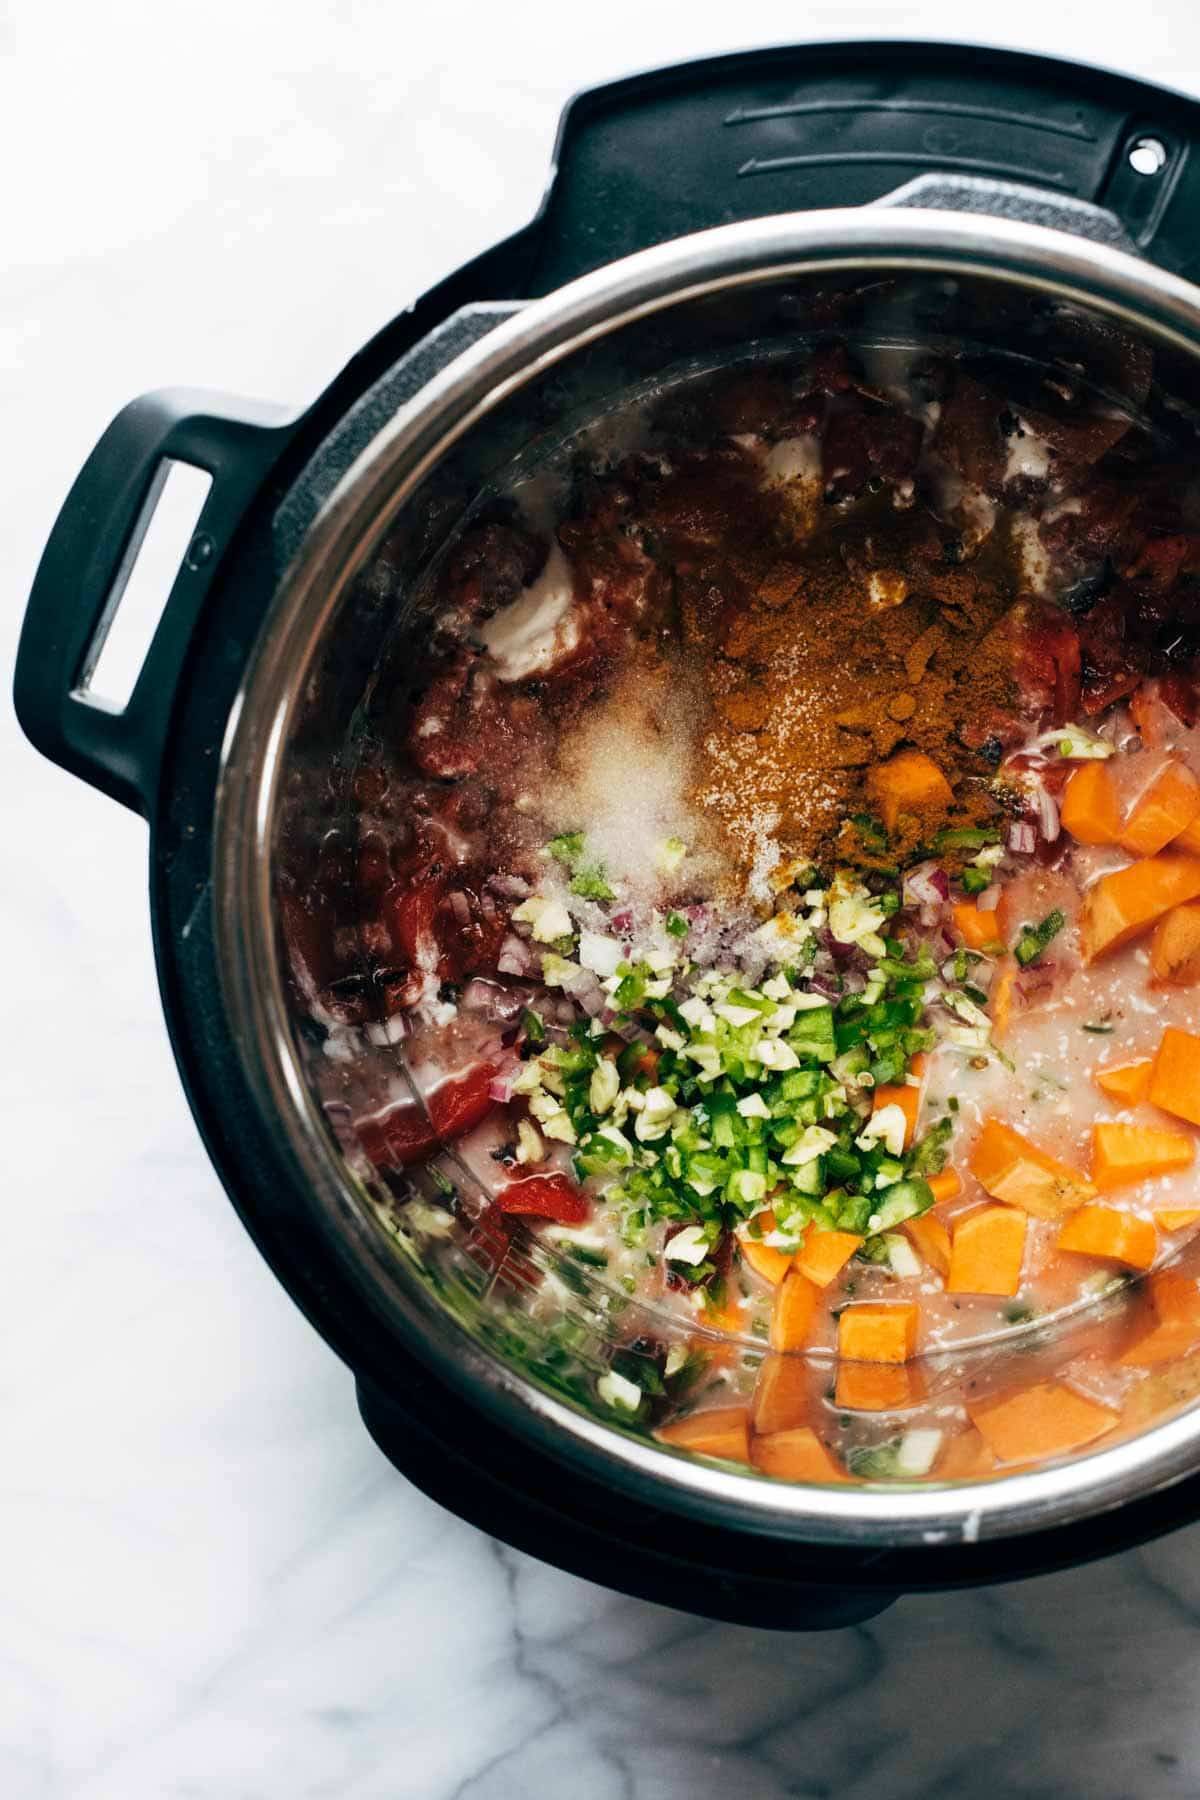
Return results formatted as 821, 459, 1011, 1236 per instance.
357, 1062, 496, 1169
497, 1172, 590, 1224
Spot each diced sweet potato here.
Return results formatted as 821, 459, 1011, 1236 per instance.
904, 1209, 952, 1276
871, 1053, 926, 1148
1150, 901, 1200, 986
990, 956, 1017, 1040
935, 1427, 998, 1479
1061, 760, 1121, 845
1091, 1121, 1194, 1190
1148, 1026, 1200, 1125
1174, 816, 1200, 853
837, 1301, 919, 1364
1120, 759, 1200, 856
704, 1292, 747, 1337
928, 1168, 963, 1204
868, 749, 953, 835
752, 1427, 849, 1483
1093, 1058, 1153, 1106
968, 1381, 1119, 1462
1080, 853, 1200, 962
769, 1267, 819, 1351
835, 1362, 924, 1412
657, 1404, 751, 1463
947, 1204, 1028, 1295
794, 1226, 863, 1288
1120, 1270, 1200, 1366
1156, 1208, 1200, 1230
752, 1353, 811, 1435
738, 1212, 794, 1286
1056, 1202, 1158, 1269
952, 902, 1002, 949
969, 1118, 1096, 1218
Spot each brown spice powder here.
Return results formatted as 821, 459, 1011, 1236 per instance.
669, 484, 1019, 878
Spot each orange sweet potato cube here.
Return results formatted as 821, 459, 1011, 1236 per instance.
969, 1118, 1096, 1218
837, 1301, 919, 1364
1148, 1026, 1200, 1126
752, 1353, 811, 1435
1080, 853, 1200, 962
1120, 759, 1200, 856
1061, 760, 1121, 846
794, 1226, 863, 1288
1120, 1269, 1200, 1366
946, 1204, 1028, 1296
868, 750, 953, 835
952, 903, 1002, 949
1091, 1121, 1194, 1191
657, 1404, 751, 1463
769, 1267, 819, 1352
1093, 1059, 1153, 1106
968, 1382, 1118, 1462
1056, 1202, 1158, 1270
834, 1362, 924, 1412
904, 1209, 952, 1275
1150, 901, 1200, 986
751, 1427, 849, 1482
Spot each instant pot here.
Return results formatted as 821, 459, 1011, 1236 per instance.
19, 42, 1200, 1629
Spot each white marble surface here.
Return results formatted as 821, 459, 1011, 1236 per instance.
6, 3, 1200, 1794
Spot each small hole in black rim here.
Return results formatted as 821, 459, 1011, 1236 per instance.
1129, 136, 1169, 177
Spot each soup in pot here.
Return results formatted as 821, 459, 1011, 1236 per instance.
284, 329, 1200, 1483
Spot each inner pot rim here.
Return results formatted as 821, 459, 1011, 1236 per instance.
214, 206, 1200, 1548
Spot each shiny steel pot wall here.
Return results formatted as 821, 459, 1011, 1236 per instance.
215, 209, 1200, 1550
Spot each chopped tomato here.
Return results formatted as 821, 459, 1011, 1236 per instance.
1014, 600, 1081, 726
497, 1172, 590, 1224
357, 1062, 496, 1169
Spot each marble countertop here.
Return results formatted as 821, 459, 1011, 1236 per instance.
6, 3, 1200, 1794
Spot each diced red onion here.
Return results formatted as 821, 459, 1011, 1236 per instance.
611, 907, 634, 933
805, 971, 841, 999
489, 1068, 521, 1103
903, 861, 949, 909
977, 884, 1001, 913
560, 963, 606, 1015
461, 978, 526, 1022
487, 873, 531, 899
447, 889, 472, 926
1035, 784, 1061, 843
902, 860, 950, 927
600, 1006, 646, 1041
1007, 820, 1037, 854
497, 933, 537, 977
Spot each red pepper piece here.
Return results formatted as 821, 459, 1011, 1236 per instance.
497, 1172, 590, 1224
357, 1062, 496, 1169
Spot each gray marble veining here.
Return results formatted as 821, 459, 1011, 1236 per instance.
5, 3, 1200, 1795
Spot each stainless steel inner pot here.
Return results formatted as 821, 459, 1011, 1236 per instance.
214, 205, 1200, 1549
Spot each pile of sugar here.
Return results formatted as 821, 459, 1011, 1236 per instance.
544, 659, 725, 898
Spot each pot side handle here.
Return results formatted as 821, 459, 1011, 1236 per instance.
14, 390, 293, 817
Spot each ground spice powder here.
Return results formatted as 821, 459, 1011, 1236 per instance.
667, 478, 1019, 881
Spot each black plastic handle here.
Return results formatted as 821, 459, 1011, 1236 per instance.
529, 41, 1200, 292
14, 390, 293, 817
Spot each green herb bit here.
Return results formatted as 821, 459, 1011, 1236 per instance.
1014, 909, 1065, 968
933, 826, 1002, 852
1082, 1019, 1114, 1034
546, 831, 586, 865
430, 1167, 456, 1198
570, 865, 616, 901
665, 911, 689, 938
521, 1008, 547, 1046
960, 865, 990, 894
